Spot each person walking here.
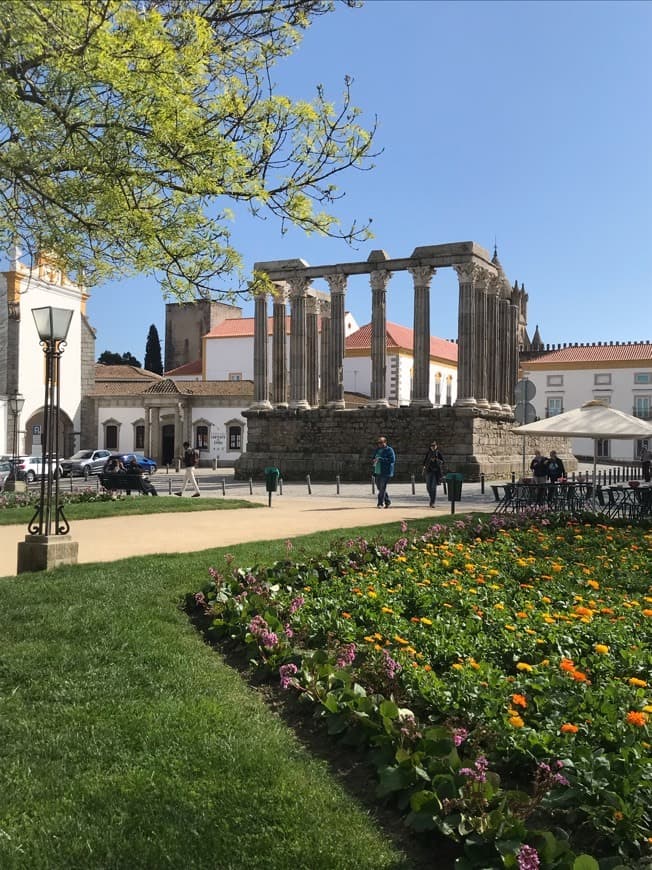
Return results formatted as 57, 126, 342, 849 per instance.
372, 435, 395, 508
422, 440, 445, 507
176, 441, 201, 497
640, 445, 651, 483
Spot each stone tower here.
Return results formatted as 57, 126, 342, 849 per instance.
164, 299, 242, 373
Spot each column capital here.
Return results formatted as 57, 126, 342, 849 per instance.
408, 264, 436, 288
305, 294, 319, 316
326, 273, 347, 295
319, 298, 331, 318
288, 274, 311, 298
453, 262, 483, 284
370, 269, 392, 292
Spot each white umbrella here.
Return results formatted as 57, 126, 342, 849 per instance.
514, 400, 652, 509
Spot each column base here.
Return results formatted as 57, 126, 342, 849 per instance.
476, 398, 490, 409
366, 398, 390, 408
289, 400, 311, 411
17, 534, 79, 574
489, 402, 503, 411
273, 402, 289, 409
455, 397, 477, 408
249, 400, 273, 411
409, 398, 433, 408
4, 480, 27, 493
327, 400, 346, 410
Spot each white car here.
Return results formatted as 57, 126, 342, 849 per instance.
13, 455, 63, 483
0, 460, 13, 491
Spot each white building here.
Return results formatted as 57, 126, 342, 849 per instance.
523, 342, 652, 462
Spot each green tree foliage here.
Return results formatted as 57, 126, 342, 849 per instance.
0, 0, 376, 298
144, 324, 163, 374
98, 350, 142, 367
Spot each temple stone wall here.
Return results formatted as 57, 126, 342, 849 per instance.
235, 406, 577, 482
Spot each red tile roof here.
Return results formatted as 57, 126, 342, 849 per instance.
345, 322, 458, 362
526, 343, 652, 366
95, 364, 161, 382
164, 359, 202, 376
206, 317, 288, 338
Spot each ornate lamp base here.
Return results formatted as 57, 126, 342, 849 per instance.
17, 534, 79, 574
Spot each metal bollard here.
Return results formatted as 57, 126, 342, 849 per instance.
306, 474, 312, 495
410, 473, 415, 495
480, 472, 485, 494
249, 477, 253, 495
212, 458, 217, 470
278, 477, 283, 495
168, 479, 172, 495
166, 464, 169, 474
371, 475, 375, 494
336, 475, 340, 495
70, 475, 73, 492
511, 471, 516, 484
221, 478, 226, 496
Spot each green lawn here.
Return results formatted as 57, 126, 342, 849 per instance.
0, 521, 434, 870
0, 495, 260, 525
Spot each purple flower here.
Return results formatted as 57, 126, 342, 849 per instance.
289, 595, 304, 614
381, 649, 402, 680
248, 615, 279, 649
460, 755, 489, 783
400, 520, 408, 533
452, 727, 469, 747
336, 642, 357, 668
517, 844, 540, 870
279, 663, 298, 690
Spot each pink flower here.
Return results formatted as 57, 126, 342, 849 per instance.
279, 663, 298, 690
517, 844, 540, 870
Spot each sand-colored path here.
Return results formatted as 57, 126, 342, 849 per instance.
0, 497, 474, 578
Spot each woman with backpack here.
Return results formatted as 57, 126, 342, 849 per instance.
422, 440, 445, 507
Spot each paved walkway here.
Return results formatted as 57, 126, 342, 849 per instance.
0, 476, 497, 578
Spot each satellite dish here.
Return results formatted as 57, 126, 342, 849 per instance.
514, 379, 536, 403
514, 402, 537, 424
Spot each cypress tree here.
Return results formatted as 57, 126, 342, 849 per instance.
144, 324, 163, 374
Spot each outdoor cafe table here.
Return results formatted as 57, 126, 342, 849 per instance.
493, 480, 595, 514
600, 484, 652, 520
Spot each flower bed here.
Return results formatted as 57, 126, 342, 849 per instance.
189, 515, 651, 869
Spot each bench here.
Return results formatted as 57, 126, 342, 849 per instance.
99, 472, 150, 494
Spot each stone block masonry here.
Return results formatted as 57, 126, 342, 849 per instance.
235, 406, 576, 482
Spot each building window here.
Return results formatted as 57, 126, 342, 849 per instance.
546, 397, 563, 417
228, 372, 242, 381
546, 375, 563, 387
105, 425, 118, 450
135, 425, 145, 450
434, 373, 441, 405
634, 372, 651, 384
596, 438, 610, 458
228, 425, 242, 450
634, 396, 651, 420
594, 373, 611, 386
445, 376, 452, 405
196, 425, 209, 450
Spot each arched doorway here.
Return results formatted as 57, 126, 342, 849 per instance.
23, 408, 75, 457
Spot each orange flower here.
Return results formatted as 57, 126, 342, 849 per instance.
560, 658, 575, 672
572, 670, 589, 682
341, 612, 352, 619
511, 693, 527, 708
625, 711, 648, 727
560, 723, 579, 734
629, 677, 648, 688
509, 715, 525, 728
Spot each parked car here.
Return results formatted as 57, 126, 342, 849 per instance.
13, 455, 63, 483
113, 453, 157, 475
61, 449, 111, 478
0, 460, 13, 491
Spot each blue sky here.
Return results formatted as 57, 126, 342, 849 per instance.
83, 0, 651, 362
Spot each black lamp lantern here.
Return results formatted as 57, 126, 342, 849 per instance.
28, 306, 74, 537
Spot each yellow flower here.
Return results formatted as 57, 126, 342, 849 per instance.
594, 644, 609, 655
420, 617, 432, 626
381, 606, 394, 614
516, 662, 533, 672
452, 663, 464, 671
628, 677, 648, 688
509, 715, 525, 728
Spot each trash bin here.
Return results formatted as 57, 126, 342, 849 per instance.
264, 467, 281, 493
445, 472, 463, 506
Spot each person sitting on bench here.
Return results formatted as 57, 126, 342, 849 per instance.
125, 456, 158, 496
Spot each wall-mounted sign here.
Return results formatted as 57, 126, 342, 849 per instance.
32, 424, 41, 435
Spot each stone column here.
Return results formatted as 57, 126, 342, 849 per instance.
507, 286, 521, 411
151, 406, 160, 463
497, 286, 511, 409
487, 277, 502, 410
174, 402, 184, 451
288, 274, 311, 410
453, 263, 479, 407
408, 265, 436, 407
272, 288, 288, 408
319, 298, 331, 407
369, 269, 391, 407
474, 270, 490, 408
250, 293, 272, 410
326, 274, 346, 408
306, 294, 319, 408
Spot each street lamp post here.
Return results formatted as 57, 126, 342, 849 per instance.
17, 306, 79, 573
6, 390, 25, 492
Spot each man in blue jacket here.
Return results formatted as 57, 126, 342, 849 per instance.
372, 435, 396, 508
